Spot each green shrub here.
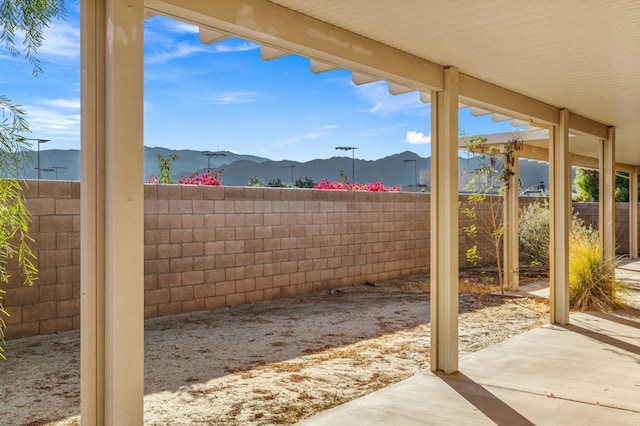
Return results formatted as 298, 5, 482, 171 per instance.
519, 200, 626, 311
519, 201, 551, 269
519, 200, 591, 270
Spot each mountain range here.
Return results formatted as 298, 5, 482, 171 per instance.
19, 146, 550, 191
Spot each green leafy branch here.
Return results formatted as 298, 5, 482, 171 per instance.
0, 96, 38, 359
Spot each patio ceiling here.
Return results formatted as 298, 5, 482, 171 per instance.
147, 0, 640, 165
268, 0, 640, 163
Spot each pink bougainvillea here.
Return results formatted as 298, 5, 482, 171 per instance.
179, 169, 222, 186
313, 179, 400, 192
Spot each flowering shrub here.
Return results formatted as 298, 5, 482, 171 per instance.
313, 179, 400, 192
146, 174, 159, 184
179, 169, 222, 186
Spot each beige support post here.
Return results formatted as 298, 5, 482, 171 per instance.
599, 128, 616, 263
630, 167, 639, 259
81, 0, 145, 424
549, 110, 571, 324
430, 67, 459, 374
503, 148, 520, 291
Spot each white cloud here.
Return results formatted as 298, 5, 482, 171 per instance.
352, 81, 426, 116
213, 40, 258, 53
145, 42, 209, 64
144, 38, 256, 65
320, 124, 339, 130
211, 91, 260, 105
26, 106, 80, 131
405, 130, 431, 144
41, 98, 80, 109
21, 100, 81, 148
163, 20, 200, 35
39, 23, 80, 59
278, 125, 337, 146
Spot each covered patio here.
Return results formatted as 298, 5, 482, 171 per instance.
299, 309, 640, 425
81, 1, 640, 423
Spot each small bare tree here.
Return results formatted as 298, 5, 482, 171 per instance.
460, 134, 520, 295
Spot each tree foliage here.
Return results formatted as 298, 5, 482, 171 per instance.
294, 176, 315, 188
519, 200, 594, 270
574, 167, 634, 202
267, 177, 285, 188
615, 173, 630, 202
0, 97, 39, 359
247, 175, 265, 187
1, 0, 65, 75
156, 154, 178, 184
574, 168, 599, 202
1, 0, 64, 358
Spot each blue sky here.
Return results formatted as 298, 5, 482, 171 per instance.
1, 2, 520, 162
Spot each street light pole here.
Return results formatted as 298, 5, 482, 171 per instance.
22, 138, 51, 179
38, 167, 55, 178
202, 151, 226, 170
335, 146, 358, 182
403, 159, 418, 187
52, 166, 68, 180
281, 164, 296, 185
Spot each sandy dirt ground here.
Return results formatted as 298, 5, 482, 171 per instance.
1, 274, 553, 425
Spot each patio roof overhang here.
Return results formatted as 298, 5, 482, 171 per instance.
145, 0, 622, 145
80, 0, 638, 422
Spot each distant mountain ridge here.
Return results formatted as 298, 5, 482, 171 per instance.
23, 146, 550, 190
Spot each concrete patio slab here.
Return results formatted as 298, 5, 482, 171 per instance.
298, 311, 640, 425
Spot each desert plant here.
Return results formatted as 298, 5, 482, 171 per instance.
247, 175, 265, 187
267, 177, 285, 187
294, 176, 315, 188
460, 134, 521, 294
569, 229, 625, 311
519, 200, 626, 311
519, 201, 551, 269
519, 200, 599, 270
156, 153, 178, 184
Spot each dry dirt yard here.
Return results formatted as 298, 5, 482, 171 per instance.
1, 274, 551, 426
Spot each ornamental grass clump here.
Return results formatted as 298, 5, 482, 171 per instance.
569, 229, 625, 312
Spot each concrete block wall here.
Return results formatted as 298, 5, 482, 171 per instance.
3, 181, 81, 338
141, 185, 430, 320
8, 181, 633, 340
5, 183, 433, 339
572, 202, 634, 254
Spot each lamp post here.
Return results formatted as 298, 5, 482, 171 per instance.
202, 151, 226, 169
281, 164, 296, 185
52, 166, 68, 180
335, 146, 357, 182
38, 167, 55, 178
22, 138, 51, 179
403, 159, 418, 187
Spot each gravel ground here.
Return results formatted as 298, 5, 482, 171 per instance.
0, 274, 550, 426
